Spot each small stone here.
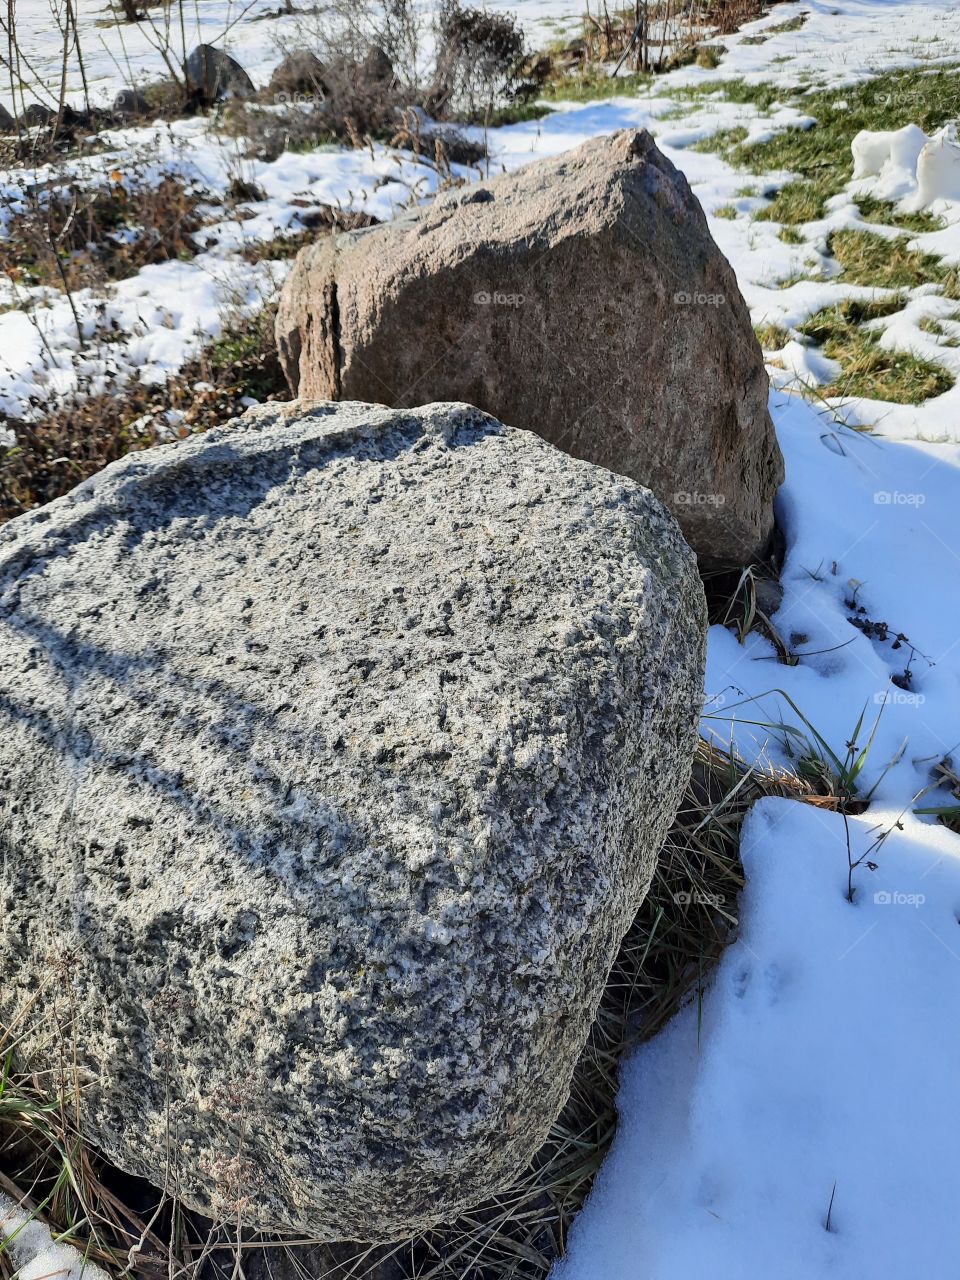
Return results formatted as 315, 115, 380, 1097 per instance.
183, 44, 254, 103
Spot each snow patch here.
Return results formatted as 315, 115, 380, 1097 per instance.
0, 1193, 110, 1280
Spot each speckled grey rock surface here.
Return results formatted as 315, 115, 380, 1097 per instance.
0, 400, 706, 1241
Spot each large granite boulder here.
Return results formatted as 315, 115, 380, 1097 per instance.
276, 129, 783, 570
0, 400, 705, 1241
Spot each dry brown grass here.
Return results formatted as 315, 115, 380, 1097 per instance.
0, 175, 208, 293
0, 305, 285, 524
571, 0, 754, 74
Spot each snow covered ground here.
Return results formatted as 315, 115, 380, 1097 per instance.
0, 0, 582, 116
0, 122, 472, 419
559, 386, 960, 1278
555, 800, 960, 1278
5, 0, 960, 1276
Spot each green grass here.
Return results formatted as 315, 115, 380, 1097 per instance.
799, 298, 953, 403
766, 14, 807, 34
756, 177, 835, 224
673, 76, 785, 112
775, 270, 818, 290
724, 63, 960, 213
854, 194, 945, 234
692, 125, 748, 154
779, 225, 805, 244
655, 101, 699, 121
540, 68, 650, 103
280, 132, 341, 153
696, 44, 726, 69
713, 203, 739, 219
829, 228, 959, 292
919, 314, 960, 347
831, 296, 909, 324
485, 101, 554, 125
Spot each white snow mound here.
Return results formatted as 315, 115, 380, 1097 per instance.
917, 122, 960, 205
852, 121, 960, 209
851, 122, 929, 180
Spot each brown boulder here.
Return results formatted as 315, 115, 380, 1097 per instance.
361, 43, 395, 85
268, 48, 327, 99
275, 129, 783, 569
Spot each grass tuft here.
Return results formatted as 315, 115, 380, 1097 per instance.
799, 298, 953, 404
756, 178, 833, 225
540, 68, 650, 103
828, 229, 951, 290
765, 14, 807, 35
692, 125, 748, 154
854, 195, 944, 235
754, 322, 790, 349
696, 45, 725, 69
919, 314, 960, 347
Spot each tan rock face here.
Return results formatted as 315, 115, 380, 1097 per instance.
276, 129, 784, 570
